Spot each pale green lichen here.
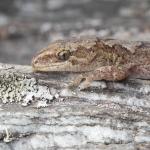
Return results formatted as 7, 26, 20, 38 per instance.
0, 71, 38, 103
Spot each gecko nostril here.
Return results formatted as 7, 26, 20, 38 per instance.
33, 60, 38, 66
34, 60, 38, 64
32, 57, 38, 67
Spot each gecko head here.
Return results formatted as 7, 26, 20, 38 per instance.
32, 40, 90, 72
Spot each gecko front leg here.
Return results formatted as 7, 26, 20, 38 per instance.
71, 65, 133, 90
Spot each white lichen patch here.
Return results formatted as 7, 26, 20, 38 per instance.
0, 72, 55, 105
0, 72, 36, 103
36, 100, 48, 108
22, 85, 54, 106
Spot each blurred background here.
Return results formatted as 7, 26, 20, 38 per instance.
0, 0, 150, 65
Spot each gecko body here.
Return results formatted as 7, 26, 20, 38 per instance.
32, 37, 150, 89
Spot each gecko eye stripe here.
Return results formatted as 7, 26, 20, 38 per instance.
57, 50, 71, 61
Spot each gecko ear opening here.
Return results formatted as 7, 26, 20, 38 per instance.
57, 50, 71, 61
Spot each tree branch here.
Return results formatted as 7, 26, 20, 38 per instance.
0, 63, 150, 150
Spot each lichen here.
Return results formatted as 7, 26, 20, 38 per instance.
0, 72, 36, 103
0, 71, 53, 105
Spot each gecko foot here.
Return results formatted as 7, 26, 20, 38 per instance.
79, 80, 91, 90
68, 74, 85, 88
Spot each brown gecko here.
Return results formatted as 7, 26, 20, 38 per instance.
32, 37, 150, 90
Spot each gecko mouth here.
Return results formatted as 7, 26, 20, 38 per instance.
32, 61, 76, 72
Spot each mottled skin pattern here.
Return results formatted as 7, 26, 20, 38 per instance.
32, 37, 150, 89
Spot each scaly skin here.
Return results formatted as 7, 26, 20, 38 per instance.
32, 37, 150, 89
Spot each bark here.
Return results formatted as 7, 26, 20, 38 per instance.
0, 63, 149, 150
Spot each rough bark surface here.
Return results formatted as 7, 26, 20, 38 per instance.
0, 63, 149, 150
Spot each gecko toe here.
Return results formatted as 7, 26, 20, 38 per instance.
79, 81, 91, 90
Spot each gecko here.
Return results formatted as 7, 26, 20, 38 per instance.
32, 37, 150, 90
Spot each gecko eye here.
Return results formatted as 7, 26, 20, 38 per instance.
58, 50, 71, 61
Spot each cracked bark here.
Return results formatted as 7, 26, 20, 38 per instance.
0, 63, 149, 150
